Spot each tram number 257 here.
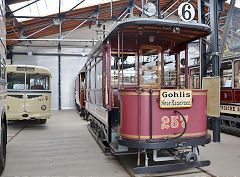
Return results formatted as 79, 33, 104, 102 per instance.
161, 115, 189, 130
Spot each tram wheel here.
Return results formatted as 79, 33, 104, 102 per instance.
0, 123, 7, 175
40, 119, 47, 124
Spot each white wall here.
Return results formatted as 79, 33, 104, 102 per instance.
12, 54, 59, 110
61, 56, 86, 109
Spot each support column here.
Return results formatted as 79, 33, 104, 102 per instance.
210, 0, 220, 142
58, 43, 61, 110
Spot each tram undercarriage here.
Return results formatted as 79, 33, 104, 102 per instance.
87, 111, 210, 174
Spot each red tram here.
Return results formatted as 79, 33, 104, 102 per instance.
189, 58, 240, 134
82, 18, 211, 173
74, 67, 86, 117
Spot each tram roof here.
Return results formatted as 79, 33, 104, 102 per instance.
6, 65, 51, 74
89, 18, 211, 57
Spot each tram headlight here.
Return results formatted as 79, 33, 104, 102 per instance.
41, 105, 47, 110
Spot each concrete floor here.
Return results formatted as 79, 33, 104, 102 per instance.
3, 110, 128, 176
2, 110, 240, 176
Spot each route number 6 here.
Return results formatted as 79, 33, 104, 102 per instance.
178, 2, 195, 22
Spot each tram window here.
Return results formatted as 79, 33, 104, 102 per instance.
189, 68, 200, 89
234, 60, 240, 88
87, 67, 90, 89
26, 74, 49, 90
1, 64, 4, 79
119, 55, 136, 85
141, 49, 159, 85
7, 73, 25, 90
180, 51, 185, 88
111, 56, 119, 84
164, 54, 177, 86
221, 61, 232, 88
96, 60, 102, 89
90, 66, 95, 89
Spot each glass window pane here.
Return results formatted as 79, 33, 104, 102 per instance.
26, 74, 49, 90
120, 55, 136, 84
234, 60, 240, 88
111, 56, 118, 84
141, 49, 159, 85
7, 73, 25, 89
164, 54, 177, 86
96, 60, 102, 89
90, 66, 95, 89
189, 68, 200, 89
221, 61, 232, 88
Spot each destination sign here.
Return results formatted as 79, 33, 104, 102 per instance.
220, 105, 240, 115
160, 90, 192, 108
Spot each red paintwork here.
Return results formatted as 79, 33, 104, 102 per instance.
119, 89, 207, 140
221, 89, 233, 103
234, 89, 240, 102
80, 90, 85, 107
220, 88, 240, 103
112, 88, 119, 108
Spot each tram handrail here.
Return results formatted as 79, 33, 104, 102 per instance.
165, 110, 188, 140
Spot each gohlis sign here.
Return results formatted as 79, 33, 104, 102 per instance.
160, 90, 192, 108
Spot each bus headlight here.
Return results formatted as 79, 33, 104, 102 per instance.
41, 105, 47, 110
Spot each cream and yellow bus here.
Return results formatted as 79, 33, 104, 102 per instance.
6, 65, 51, 124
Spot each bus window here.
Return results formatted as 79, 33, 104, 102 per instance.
26, 74, 49, 90
234, 60, 240, 88
7, 73, 25, 89
221, 61, 232, 88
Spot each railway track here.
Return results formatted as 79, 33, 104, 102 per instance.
7, 122, 28, 143
117, 156, 216, 177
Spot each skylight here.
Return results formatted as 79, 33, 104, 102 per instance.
9, 0, 118, 22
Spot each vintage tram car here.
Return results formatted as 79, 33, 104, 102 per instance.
189, 58, 240, 135
74, 67, 86, 117
84, 18, 211, 173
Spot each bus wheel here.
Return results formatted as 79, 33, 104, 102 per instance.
40, 119, 47, 124
0, 123, 6, 175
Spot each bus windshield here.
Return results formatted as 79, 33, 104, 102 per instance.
7, 73, 25, 90
26, 74, 50, 90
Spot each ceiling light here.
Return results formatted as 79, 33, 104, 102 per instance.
53, 18, 60, 25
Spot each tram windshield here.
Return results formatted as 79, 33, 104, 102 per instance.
26, 74, 50, 90
7, 73, 25, 90
111, 45, 191, 89
140, 47, 161, 86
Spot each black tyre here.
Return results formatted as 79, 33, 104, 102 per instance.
0, 123, 7, 175
40, 119, 47, 124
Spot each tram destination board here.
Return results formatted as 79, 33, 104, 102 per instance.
160, 90, 192, 108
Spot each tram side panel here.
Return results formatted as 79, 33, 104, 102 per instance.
75, 74, 80, 110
